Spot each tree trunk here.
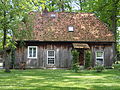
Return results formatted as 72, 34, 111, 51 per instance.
60, 0, 65, 12
2, 1, 11, 72
79, 0, 83, 11
4, 51, 11, 72
111, 0, 119, 62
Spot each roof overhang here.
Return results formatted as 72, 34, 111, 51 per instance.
73, 43, 90, 49
16, 40, 115, 43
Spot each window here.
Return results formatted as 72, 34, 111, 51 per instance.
96, 51, 104, 65
28, 46, 37, 58
47, 50, 55, 64
68, 26, 74, 32
50, 14, 56, 17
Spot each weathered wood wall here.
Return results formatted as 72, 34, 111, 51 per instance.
15, 43, 73, 68
15, 42, 115, 68
90, 43, 114, 67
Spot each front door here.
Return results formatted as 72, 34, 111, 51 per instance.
78, 49, 84, 65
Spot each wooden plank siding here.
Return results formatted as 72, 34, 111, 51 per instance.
15, 43, 73, 69
90, 43, 114, 67
15, 42, 115, 69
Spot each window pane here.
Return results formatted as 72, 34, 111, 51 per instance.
29, 48, 32, 57
33, 48, 36, 57
48, 58, 54, 64
68, 26, 74, 31
96, 59, 103, 65
48, 51, 54, 56
96, 52, 103, 57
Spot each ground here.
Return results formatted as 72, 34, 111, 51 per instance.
0, 69, 120, 90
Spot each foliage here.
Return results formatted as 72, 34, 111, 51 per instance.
72, 63, 80, 72
94, 65, 104, 73
85, 50, 92, 68
75, 0, 120, 51
94, 62, 104, 72
0, 0, 44, 72
113, 64, 120, 70
71, 50, 79, 72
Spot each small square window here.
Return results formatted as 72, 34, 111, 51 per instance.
68, 26, 74, 32
50, 14, 56, 17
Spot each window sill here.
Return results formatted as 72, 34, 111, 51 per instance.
27, 57, 37, 59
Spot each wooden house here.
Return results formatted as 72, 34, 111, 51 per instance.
15, 12, 115, 69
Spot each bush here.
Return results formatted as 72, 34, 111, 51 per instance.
71, 50, 79, 72
72, 63, 80, 72
85, 50, 92, 68
113, 64, 120, 70
105, 66, 113, 69
94, 62, 104, 72
94, 65, 104, 72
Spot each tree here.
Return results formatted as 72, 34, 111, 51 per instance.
74, 0, 120, 52
0, 0, 39, 72
44, 0, 73, 12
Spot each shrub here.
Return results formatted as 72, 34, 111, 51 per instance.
113, 64, 120, 70
94, 65, 104, 72
105, 66, 113, 69
79, 65, 84, 70
72, 63, 80, 72
85, 50, 92, 68
94, 62, 104, 72
71, 50, 79, 72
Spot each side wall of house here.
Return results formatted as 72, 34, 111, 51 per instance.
15, 43, 73, 69
91, 43, 114, 67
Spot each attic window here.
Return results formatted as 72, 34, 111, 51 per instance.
68, 26, 74, 32
50, 14, 56, 17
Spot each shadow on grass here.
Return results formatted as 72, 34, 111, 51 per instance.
0, 69, 120, 90
91, 85, 120, 90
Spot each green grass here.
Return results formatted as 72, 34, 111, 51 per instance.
0, 69, 120, 90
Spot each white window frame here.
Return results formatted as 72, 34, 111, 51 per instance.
95, 51, 104, 65
47, 50, 55, 65
27, 46, 37, 59
68, 26, 74, 32
50, 14, 56, 17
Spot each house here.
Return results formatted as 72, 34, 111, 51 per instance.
15, 11, 115, 69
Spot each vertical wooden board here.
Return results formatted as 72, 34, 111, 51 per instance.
104, 46, 113, 66
37, 46, 40, 68
24, 47, 27, 62
104, 47, 109, 66
91, 46, 95, 67
107, 46, 113, 66
43, 49, 47, 67
63, 48, 67, 68
14, 49, 19, 68
59, 46, 64, 67
55, 48, 59, 68
68, 47, 72, 68
38, 46, 44, 68
61, 48, 65, 67
59, 46, 62, 67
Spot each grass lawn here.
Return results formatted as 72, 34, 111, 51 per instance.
0, 69, 120, 90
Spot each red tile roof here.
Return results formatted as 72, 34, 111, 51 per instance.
27, 12, 115, 42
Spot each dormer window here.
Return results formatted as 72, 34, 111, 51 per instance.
50, 14, 56, 18
68, 26, 74, 32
